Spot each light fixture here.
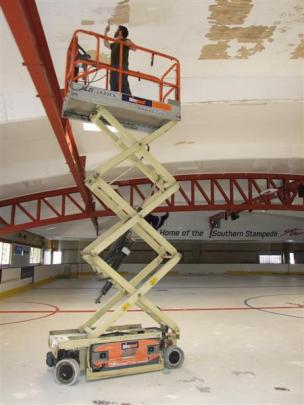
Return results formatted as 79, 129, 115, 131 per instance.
259, 188, 278, 195
83, 122, 119, 133
83, 122, 100, 131
289, 252, 295, 264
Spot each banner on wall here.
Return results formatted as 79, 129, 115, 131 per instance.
144, 211, 304, 242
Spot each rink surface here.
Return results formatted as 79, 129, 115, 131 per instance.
0, 274, 303, 405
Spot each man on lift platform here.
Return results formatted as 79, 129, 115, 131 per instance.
104, 23, 136, 95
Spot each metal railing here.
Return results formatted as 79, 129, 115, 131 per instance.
64, 29, 181, 103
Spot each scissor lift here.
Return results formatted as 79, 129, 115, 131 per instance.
46, 30, 183, 385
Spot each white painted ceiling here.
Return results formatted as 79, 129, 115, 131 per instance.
0, 0, 303, 238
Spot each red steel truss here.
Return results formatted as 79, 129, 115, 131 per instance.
0, 174, 303, 236
1, 0, 98, 232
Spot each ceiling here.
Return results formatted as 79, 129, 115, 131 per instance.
0, 0, 303, 239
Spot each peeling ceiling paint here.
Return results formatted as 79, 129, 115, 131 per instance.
174, 141, 195, 146
81, 19, 95, 26
209, 0, 253, 25
206, 25, 276, 43
109, 0, 130, 25
200, 0, 276, 59
199, 42, 230, 59
291, 35, 304, 59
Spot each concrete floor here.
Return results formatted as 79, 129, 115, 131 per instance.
0, 274, 303, 405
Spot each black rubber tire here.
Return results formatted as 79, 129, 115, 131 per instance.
163, 345, 184, 369
54, 358, 80, 385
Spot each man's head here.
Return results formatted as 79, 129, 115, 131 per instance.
114, 25, 129, 39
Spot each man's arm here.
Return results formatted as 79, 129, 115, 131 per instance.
125, 39, 136, 51
104, 24, 111, 49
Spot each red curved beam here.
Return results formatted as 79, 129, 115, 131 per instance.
0, 173, 303, 236
1, 0, 98, 233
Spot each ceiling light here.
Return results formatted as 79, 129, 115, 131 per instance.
45, 226, 56, 231
83, 122, 100, 131
83, 122, 118, 133
259, 188, 278, 195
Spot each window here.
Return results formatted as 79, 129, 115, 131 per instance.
0, 242, 11, 265
52, 251, 62, 264
43, 250, 52, 265
259, 254, 282, 264
30, 247, 42, 264
289, 253, 295, 265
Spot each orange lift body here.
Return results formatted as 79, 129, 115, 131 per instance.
91, 338, 161, 371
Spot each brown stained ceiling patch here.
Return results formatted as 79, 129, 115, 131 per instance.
236, 43, 265, 59
206, 25, 276, 43
109, 0, 130, 25
291, 38, 304, 59
209, 0, 253, 25
81, 20, 95, 26
174, 141, 195, 146
200, 24, 275, 59
87, 50, 110, 64
200, 42, 230, 59
200, 0, 276, 60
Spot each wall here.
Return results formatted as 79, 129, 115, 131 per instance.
119, 263, 304, 275
0, 264, 64, 293
51, 240, 304, 276
2, 239, 302, 294
122, 241, 304, 264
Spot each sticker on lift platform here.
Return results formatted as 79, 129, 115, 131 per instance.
122, 94, 152, 107
121, 341, 139, 350
122, 94, 172, 111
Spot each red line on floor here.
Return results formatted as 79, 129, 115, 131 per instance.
0, 301, 59, 325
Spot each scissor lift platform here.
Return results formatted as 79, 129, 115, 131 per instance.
47, 30, 184, 385
62, 83, 181, 132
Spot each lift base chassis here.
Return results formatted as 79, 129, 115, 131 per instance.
47, 324, 182, 382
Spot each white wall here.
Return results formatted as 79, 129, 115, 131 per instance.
119, 263, 304, 275
34, 264, 64, 282
0, 278, 32, 293
1, 267, 21, 282
0, 265, 65, 293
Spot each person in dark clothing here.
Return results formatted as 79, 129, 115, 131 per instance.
145, 212, 169, 230
95, 212, 169, 303
104, 23, 135, 95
